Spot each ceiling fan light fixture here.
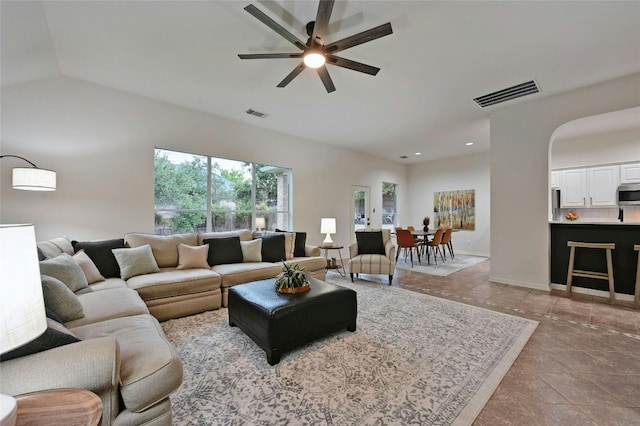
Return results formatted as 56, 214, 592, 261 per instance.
303, 52, 325, 68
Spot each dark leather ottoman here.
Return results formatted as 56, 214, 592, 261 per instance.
228, 277, 357, 365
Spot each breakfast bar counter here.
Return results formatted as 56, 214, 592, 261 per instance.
550, 222, 640, 296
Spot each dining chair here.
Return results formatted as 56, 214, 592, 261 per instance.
406, 225, 427, 253
395, 228, 421, 267
439, 227, 454, 260
426, 227, 445, 265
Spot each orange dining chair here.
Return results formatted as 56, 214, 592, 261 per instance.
439, 227, 454, 260
426, 227, 445, 265
395, 228, 421, 267
407, 225, 426, 253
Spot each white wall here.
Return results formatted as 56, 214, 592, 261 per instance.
552, 126, 640, 169
490, 72, 640, 291
408, 152, 490, 256
0, 76, 408, 246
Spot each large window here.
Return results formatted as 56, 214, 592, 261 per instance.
154, 149, 291, 234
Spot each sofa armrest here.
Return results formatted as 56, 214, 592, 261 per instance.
305, 245, 321, 257
385, 240, 396, 264
348, 242, 358, 258
0, 337, 121, 423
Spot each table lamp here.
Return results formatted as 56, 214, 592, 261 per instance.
320, 218, 336, 246
255, 217, 266, 231
0, 224, 48, 426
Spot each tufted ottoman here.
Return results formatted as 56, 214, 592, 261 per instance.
228, 277, 357, 365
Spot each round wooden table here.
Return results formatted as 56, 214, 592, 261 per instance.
14, 388, 102, 426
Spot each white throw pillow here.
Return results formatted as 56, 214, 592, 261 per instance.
112, 244, 160, 280
241, 239, 262, 262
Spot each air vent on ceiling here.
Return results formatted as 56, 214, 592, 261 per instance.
246, 108, 267, 118
473, 80, 540, 108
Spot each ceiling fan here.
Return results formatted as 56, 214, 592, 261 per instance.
238, 0, 393, 93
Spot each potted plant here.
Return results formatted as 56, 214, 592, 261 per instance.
422, 216, 430, 232
275, 262, 311, 294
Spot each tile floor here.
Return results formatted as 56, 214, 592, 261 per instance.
384, 258, 640, 425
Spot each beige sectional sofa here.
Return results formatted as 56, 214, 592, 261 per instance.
0, 229, 325, 425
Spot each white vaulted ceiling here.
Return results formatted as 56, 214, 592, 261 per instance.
2, 1, 640, 163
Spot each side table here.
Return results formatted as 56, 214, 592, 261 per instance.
319, 244, 346, 277
14, 388, 102, 426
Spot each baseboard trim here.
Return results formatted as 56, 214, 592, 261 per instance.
455, 250, 490, 257
489, 276, 550, 292
549, 283, 635, 302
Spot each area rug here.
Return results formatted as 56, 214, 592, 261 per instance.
395, 254, 487, 277
162, 279, 537, 425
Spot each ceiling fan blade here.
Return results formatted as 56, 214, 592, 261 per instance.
244, 4, 306, 50
316, 66, 336, 93
327, 55, 380, 76
324, 22, 393, 54
310, 0, 335, 46
277, 63, 306, 88
238, 53, 304, 59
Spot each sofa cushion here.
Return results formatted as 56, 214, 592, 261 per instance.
72, 238, 126, 278
126, 268, 221, 301
257, 234, 286, 262
66, 287, 150, 328
203, 237, 243, 266
197, 229, 253, 245
112, 245, 160, 280
41, 275, 85, 322
176, 243, 210, 270
70, 314, 183, 413
39, 253, 89, 292
240, 239, 262, 262
355, 231, 386, 255
37, 237, 74, 259
0, 318, 80, 361
72, 250, 106, 284
124, 233, 198, 268
75, 278, 128, 294
212, 262, 283, 288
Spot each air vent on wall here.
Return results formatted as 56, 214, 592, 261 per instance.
473, 80, 540, 108
246, 108, 267, 118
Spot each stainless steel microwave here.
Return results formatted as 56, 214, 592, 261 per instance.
618, 183, 640, 205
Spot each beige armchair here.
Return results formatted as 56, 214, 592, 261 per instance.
348, 229, 396, 285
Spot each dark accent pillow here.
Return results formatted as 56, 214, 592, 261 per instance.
203, 237, 243, 266
0, 318, 81, 361
258, 234, 286, 263
277, 229, 307, 257
72, 239, 126, 278
356, 231, 386, 255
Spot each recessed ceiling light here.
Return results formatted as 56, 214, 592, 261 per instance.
415, 152, 422, 156
400, 155, 409, 159
465, 142, 474, 146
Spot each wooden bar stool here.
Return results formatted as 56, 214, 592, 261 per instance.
566, 241, 616, 303
634, 244, 640, 309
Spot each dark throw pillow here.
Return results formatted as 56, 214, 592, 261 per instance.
356, 231, 386, 255
258, 234, 286, 263
72, 239, 126, 278
203, 237, 243, 266
0, 318, 81, 361
276, 229, 307, 257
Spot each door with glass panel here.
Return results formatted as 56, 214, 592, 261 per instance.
352, 186, 370, 236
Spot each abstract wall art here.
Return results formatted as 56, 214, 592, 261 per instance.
434, 189, 475, 230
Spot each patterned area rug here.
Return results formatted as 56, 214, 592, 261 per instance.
395, 254, 488, 276
163, 278, 537, 425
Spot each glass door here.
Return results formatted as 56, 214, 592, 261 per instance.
352, 186, 370, 235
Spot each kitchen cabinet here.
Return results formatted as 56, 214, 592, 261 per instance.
620, 162, 640, 183
550, 171, 561, 188
558, 165, 618, 208
561, 168, 587, 207
588, 166, 619, 206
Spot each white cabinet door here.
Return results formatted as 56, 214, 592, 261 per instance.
562, 168, 587, 207
620, 163, 640, 183
588, 166, 619, 207
550, 171, 561, 188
